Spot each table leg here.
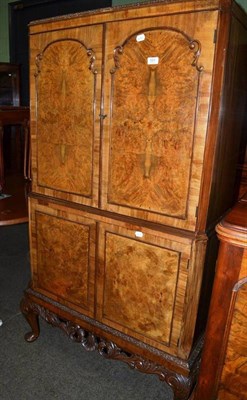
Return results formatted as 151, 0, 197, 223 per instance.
0, 124, 5, 192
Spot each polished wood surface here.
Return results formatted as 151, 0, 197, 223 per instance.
193, 0, 247, 342
194, 192, 247, 400
34, 31, 102, 205
0, 63, 20, 107
0, 174, 28, 225
102, 10, 217, 230
29, 195, 206, 361
29, 4, 218, 230
218, 281, 247, 399
97, 222, 192, 355
105, 27, 201, 218
0, 106, 30, 191
30, 26, 102, 208
29, 200, 96, 317
0, 106, 29, 123
206, 13, 247, 227
21, 2, 247, 400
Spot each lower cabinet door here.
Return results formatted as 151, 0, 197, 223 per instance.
96, 221, 192, 356
29, 198, 96, 317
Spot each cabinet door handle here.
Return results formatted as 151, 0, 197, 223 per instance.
99, 114, 107, 119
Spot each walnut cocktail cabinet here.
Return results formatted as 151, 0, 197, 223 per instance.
21, 1, 247, 399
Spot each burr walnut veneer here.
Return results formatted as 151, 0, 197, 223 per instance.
21, 1, 247, 399
194, 192, 247, 400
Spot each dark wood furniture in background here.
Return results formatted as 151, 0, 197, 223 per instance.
0, 63, 30, 225
194, 192, 247, 400
20, 1, 247, 399
238, 147, 247, 198
0, 63, 20, 106
0, 106, 30, 191
0, 107, 30, 226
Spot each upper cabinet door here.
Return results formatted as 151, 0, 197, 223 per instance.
30, 25, 103, 207
101, 11, 218, 230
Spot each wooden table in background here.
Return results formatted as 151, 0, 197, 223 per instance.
0, 106, 30, 225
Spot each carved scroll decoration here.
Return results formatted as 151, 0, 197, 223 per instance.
110, 45, 124, 74
110, 27, 204, 74
20, 295, 98, 351
86, 48, 98, 75
20, 295, 198, 400
35, 38, 97, 77
189, 39, 204, 72
98, 340, 194, 400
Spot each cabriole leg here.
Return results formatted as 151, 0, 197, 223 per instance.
20, 295, 40, 342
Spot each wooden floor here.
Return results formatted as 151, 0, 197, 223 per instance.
0, 173, 29, 226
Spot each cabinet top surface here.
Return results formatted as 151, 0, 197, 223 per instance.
29, 0, 223, 30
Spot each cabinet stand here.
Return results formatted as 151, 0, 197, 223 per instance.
21, 291, 201, 400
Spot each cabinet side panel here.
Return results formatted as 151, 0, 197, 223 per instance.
193, 230, 219, 345
206, 14, 247, 227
